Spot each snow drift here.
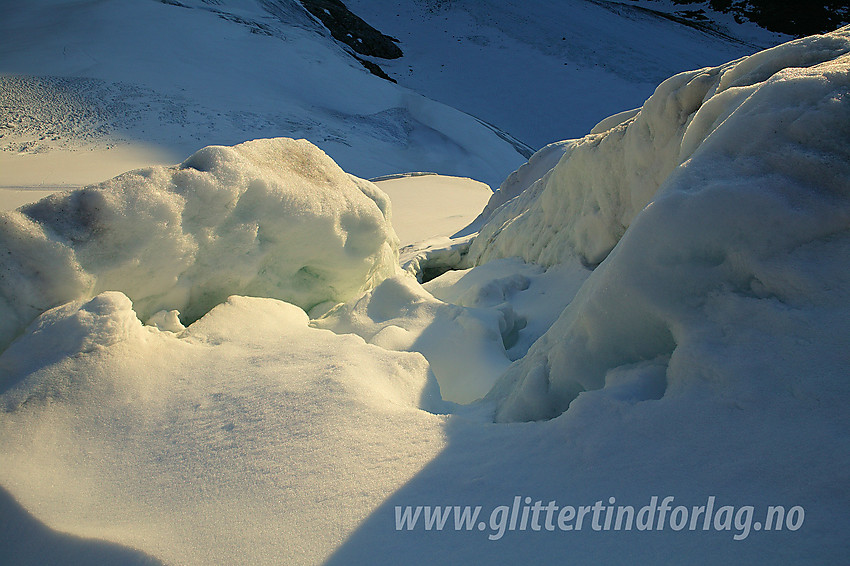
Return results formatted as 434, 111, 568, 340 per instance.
0, 138, 399, 350
471, 28, 850, 421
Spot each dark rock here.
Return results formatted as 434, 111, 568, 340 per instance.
662, 0, 850, 36
299, 0, 403, 59
355, 57, 398, 83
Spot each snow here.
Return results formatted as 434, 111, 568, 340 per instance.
1, 8, 849, 566
423, 258, 590, 362
0, 189, 57, 212
371, 173, 492, 245
313, 273, 516, 403
462, 140, 573, 234
0, 138, 399, 351
0, 292, 448, 565
0, 143, 181, 191
469, 29, 850, 268
0, 0, 527, 191
344, 0, 788, 147
467, 28, 850, 421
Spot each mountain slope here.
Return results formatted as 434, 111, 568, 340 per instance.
0, 0, 528, 189
343, 0, 789, 147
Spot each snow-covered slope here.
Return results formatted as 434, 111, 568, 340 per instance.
625, 0, 850, 37
0, 0, 527, 189
344, 0, 789, 147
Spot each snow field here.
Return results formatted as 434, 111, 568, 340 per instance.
0, 0, 528, 191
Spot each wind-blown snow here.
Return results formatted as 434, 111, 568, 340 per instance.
470, 28, 850, 421
0, 138, 399, 350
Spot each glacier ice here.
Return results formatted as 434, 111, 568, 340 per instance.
472, 28, 850, 421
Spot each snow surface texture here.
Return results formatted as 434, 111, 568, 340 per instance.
0, 138, 399, 351
469, 28, 850, 421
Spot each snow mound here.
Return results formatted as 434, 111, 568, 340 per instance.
0, 291, 445, 564
476, 28, 850, 421
0, 138, 399, 351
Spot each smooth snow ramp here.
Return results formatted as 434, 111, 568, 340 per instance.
475, 28, 850, 421
0, 138, 399, 351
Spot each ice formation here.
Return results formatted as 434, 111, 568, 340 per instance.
0, 138, 399, 350
471, 29, 850, 420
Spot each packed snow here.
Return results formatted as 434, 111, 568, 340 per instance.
1, 10, 849, 566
